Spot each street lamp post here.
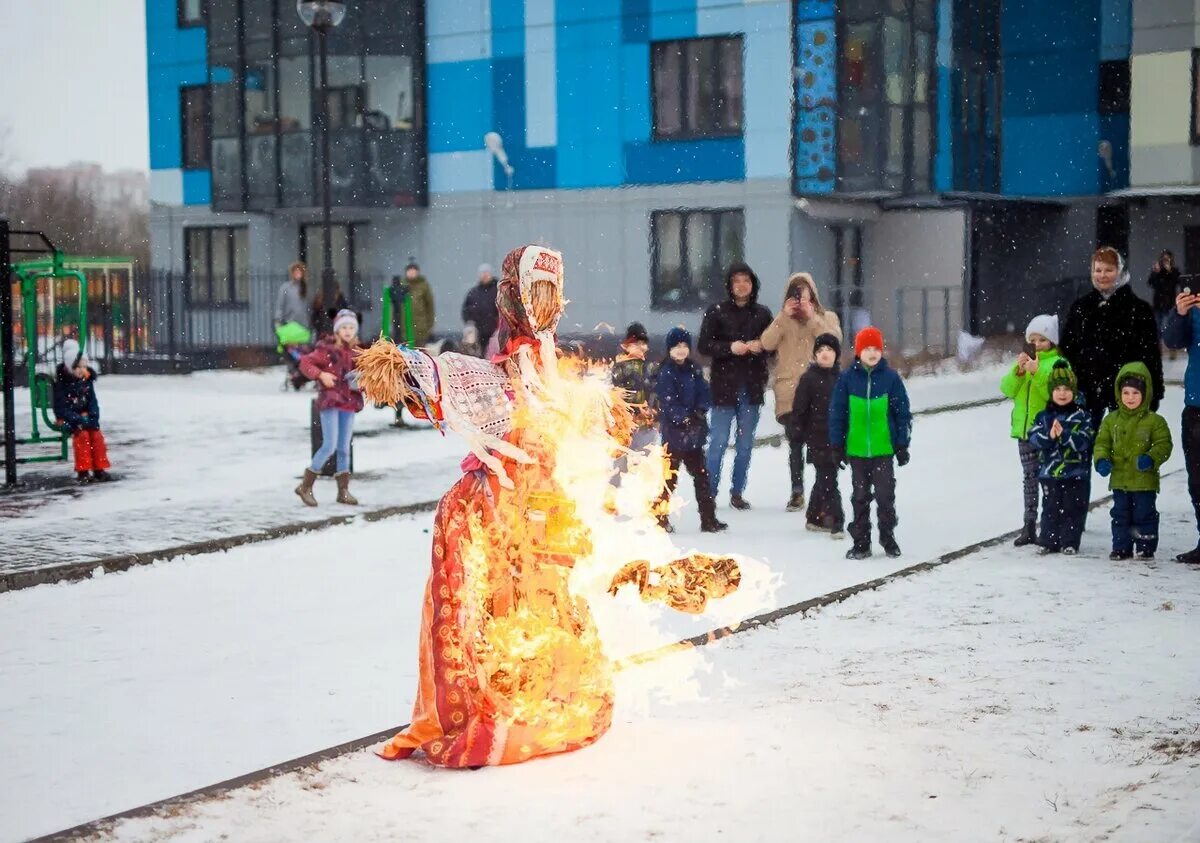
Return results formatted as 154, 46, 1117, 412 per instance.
297, 1, 347, 307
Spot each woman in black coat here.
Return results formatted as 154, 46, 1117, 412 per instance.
1061, 246, 1163, 431
1148, 250, 1183, 357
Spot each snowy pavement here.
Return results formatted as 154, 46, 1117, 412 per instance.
0, 359, 1035, 580
62, 473, 1200, 843
0, 378, 1193, 841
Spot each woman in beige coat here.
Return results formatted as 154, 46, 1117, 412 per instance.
760, 272, 843, 511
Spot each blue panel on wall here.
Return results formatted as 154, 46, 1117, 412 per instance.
622, 0, 650, 42
505, 146, 558, 190
796, 0, 835, 22
1002, 0, 1100, 54
1099, 113, 1130, 192
1002, 114, 1100, 196
491, 0, 525, 58
649, 0, 696, 40
182, 169, 212, 205
1004, 51, 1097, 116
428, 60, 494, 153
624, 137, 744, 184
621, 43, 652, 142
556, 0, 623, 187
793, 6, 836, 195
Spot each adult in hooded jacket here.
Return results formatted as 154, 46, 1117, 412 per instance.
759, 272, 842, 511
698, 262, 774, 508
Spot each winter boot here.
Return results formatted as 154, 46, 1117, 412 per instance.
657, 514, 675, 534
730, 494, 752, 511
1109, 550, 1132, 561
880, 533, 901, 558
786, 492, 806, 512
76, 471, 92, 485
335, 472, 359, 505
1013, 521, 1037, 547
295, 468, 319, 507
700, 517, 728, 533
845, 543, 871, 560
92, 470, 113, 483
1176, 545, 1200, 565
1038, 546, 1059, 556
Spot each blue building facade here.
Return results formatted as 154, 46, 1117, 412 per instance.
147, 0, 1133, 349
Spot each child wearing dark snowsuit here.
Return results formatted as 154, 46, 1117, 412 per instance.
1094, 362, 1173, 560
654, 327, 726, 534
790, 332, 844, 536
1027, 361, 1095, 555
52, 339, 112, 484
610, 322, 658, 490
828, 327, 912, 560
999, 314, 1064, 546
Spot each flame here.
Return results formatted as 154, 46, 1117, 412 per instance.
447, 343, 779, 747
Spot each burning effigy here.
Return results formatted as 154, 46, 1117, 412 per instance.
356, 244, 772, 768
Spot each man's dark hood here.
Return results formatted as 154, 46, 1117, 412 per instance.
724, 261, 760, 305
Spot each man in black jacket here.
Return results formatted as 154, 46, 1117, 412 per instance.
461, 263, 499, 357
699, 261, 773, 509
1061, 246, 1164, 433
1147, 250, 1182, 360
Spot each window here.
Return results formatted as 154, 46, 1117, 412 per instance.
1099, 60, 1130, 115
178, 0, 205, 27
181, 86, 210, 169
650, 209, 744, 310
185, 227, 249, 306
300, 223, 370, 304
1193, 50, 1200, 145
652, 37, 744, 140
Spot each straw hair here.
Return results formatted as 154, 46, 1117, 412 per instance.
530, 280, 561, 332
355, 338, 413, 409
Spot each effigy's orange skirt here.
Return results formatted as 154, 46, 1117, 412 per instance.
378, 468, 613, 768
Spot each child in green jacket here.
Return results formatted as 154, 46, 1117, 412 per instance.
1000, 315, 1064, 546
1094, 361, 1173, 560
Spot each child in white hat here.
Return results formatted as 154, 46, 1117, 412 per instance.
999, 314, 1064, 546
53, 339, 114, 483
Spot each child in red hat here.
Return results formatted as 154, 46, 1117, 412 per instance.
829, 326, 912, 559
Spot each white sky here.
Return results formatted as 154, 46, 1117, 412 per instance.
0, 0, 149, 174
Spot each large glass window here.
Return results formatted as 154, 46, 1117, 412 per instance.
651, 209, 744, 311
300, 223, 370, 304
181, 85, 210, 170
838, 0, 935, 193
203, 0, 426, 211
652, 36, 744, 140
185, 227, 249, 306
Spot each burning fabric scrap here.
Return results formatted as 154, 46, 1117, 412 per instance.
608, 554, 742, 615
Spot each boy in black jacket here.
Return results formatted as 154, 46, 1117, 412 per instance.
791, 333, 844, 536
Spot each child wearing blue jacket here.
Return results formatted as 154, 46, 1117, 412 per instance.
1026, 361, 1095, 556
654, 328, 726, 534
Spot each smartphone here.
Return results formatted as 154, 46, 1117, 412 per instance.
1022, 341, 1036, 358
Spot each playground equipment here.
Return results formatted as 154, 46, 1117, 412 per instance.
381, 278, 414, 345
1, 221, 93, 486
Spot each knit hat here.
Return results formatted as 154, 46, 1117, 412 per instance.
1118, 373, 1146, 395
61, 339, 85, 369
332, 309, 359, 334
478, 263, 493, 276
623, 322, 649, 345
814, 332, 841, 358
854, 326, 884, 357
665, 326, 692, 351
1047, 360, 1077, 393
1024, 314, 1059, 346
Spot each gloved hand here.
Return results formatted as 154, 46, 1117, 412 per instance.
1096, 459, 1112, 477
895, 447, 910, 467
1136, 455, 1154, 472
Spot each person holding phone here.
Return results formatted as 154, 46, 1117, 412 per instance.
1164, 286, 1200, 564
1148, 251, 1182, 359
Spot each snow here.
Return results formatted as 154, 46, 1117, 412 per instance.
65, 473, 1200, 843
0, 359, 1195, 841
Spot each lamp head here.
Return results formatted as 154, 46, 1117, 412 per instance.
297, 0, 347, 32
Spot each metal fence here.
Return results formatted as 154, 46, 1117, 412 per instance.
895, 286, 963, 357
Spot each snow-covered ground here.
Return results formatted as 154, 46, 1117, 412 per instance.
70, 473, 1200, 842
0, 359, 1193, 841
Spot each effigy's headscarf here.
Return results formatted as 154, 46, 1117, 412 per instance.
496, 244, 564, 352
